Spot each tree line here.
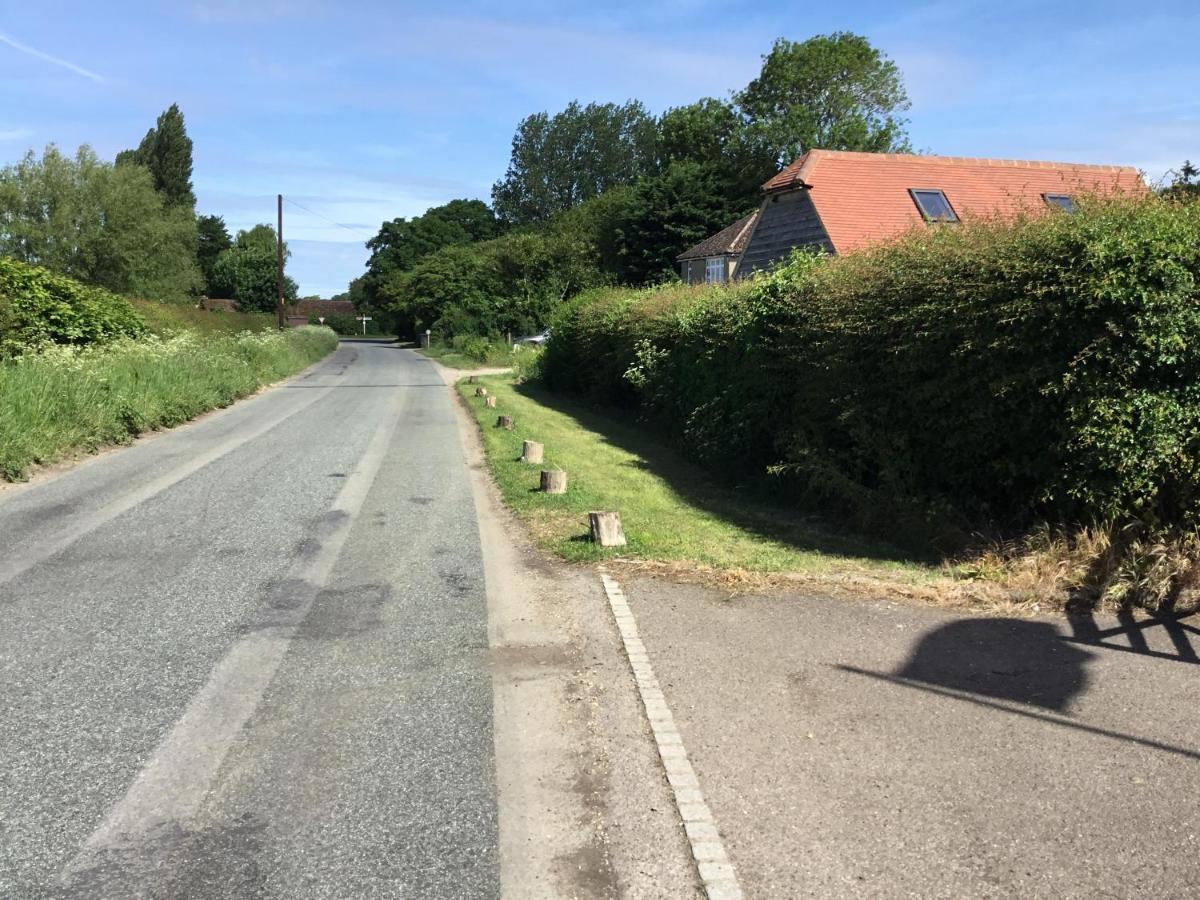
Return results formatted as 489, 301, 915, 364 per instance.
0, 104, 297, 312
357, 33, 914, 339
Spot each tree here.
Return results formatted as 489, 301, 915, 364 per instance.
0, 144, 202, 301
209, 224, 297, 313
116, 104, 196, 209
197, 214, 232, 295
736, 33, 911, 166
659, 98, 775, 206
491, 100, 660, 224
365, 199, 501, 278
612, 162, 755, 285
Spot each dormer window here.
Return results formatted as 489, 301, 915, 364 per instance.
909, 189, 959, 223
1044, 193, 1076, 212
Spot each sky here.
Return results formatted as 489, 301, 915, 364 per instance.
1, 1, 1197, 297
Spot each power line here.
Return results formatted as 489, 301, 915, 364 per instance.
281, 197, 376, 239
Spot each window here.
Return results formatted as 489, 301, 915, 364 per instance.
705, 257, 726, 284
1044, 193, 1076, 213
681, 261, 691, 284
909, 189, 959, 223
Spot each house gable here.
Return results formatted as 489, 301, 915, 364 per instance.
737, 188, 831, 276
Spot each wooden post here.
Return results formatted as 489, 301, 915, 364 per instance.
485, 396, 497, 408
468, 375, 479, 384
496, 415, 514, 430
588, 511, 626, 547
540, 469, 567, 494
475, 387, 488, 397
521, 440, 544, 464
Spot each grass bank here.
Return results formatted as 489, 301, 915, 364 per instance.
128, 298, 276, 336
0, 326, 337, 480
458, 373, 931, 582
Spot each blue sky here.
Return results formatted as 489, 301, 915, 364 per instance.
1, 1, 1197, 297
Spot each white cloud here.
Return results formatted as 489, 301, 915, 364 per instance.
0, 31, 105, 83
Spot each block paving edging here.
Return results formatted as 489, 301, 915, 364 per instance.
599, 571, 744, 900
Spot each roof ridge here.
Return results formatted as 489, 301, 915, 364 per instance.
795, 149, 1138, 173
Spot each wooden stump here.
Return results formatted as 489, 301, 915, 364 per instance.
588, 511, 627, 548
496, 415, 514, 430
485, 395, 497, 408
540, 469, 567, 494
475, 387, 488, 397
468, 375, 479, 384
521, 440, 544, 464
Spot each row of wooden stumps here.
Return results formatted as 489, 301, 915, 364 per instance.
468, 374, 626, 547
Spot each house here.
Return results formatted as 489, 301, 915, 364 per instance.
676, 211, 759, 285
684, 150, 1145, 280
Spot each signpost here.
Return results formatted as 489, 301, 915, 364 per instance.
357, 315, 372, 336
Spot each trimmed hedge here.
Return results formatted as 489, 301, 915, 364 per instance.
0, 257, 146, 357
543, 195, 1200, 545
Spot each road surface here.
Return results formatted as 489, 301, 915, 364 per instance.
0, 341, 501, 898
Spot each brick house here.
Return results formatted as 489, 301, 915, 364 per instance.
680, 150, 1145, 280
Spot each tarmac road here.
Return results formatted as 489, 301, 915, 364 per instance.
0, 340, 500, 898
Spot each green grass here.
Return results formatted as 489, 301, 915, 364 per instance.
459, 374, 933, 578
419, 343, 518, 369
0, 326, 337, 481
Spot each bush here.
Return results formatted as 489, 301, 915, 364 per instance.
543, 195, 1200, 551
0, 257, 147, 357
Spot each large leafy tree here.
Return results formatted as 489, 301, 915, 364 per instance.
365, 199, 501, 278
209, 224, 297, 313
658, 98, 775, 206
491, 100, 660, 224
0, 144, 202, 301
197, 214, 232, 295
736, 33, 911, 166
116, 104, 197, 209
612, 161, 755, 286
360, 199, 502, 316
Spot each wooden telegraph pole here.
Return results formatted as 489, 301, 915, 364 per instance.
276, 193, 285, 329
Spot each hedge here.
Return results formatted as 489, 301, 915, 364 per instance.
542, 195, 1200, 547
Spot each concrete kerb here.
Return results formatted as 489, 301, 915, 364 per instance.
598, 571, 744, 900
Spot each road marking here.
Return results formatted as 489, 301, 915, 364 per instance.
0, 371, 345, 589
598, 572, 744, 900
58, 382, 407, 886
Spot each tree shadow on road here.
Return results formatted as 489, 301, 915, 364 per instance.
895, 618, 1094, 712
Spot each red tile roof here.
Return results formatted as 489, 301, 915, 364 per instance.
677, 211, 760, 260
762, 150, 1146, 253
289, 299, 357, 318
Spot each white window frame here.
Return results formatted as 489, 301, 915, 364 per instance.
705, 256, 726, 284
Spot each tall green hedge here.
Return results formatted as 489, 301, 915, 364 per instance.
0, 257, 146, 357
543, 196, 1200, 545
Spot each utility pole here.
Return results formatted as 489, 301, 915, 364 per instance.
276, 193, 285, 329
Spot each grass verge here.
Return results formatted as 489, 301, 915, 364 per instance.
0, 326, 337, 481
459, 374, 933, 580
460, 374, 1200, 614
420, 343, 519, 370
